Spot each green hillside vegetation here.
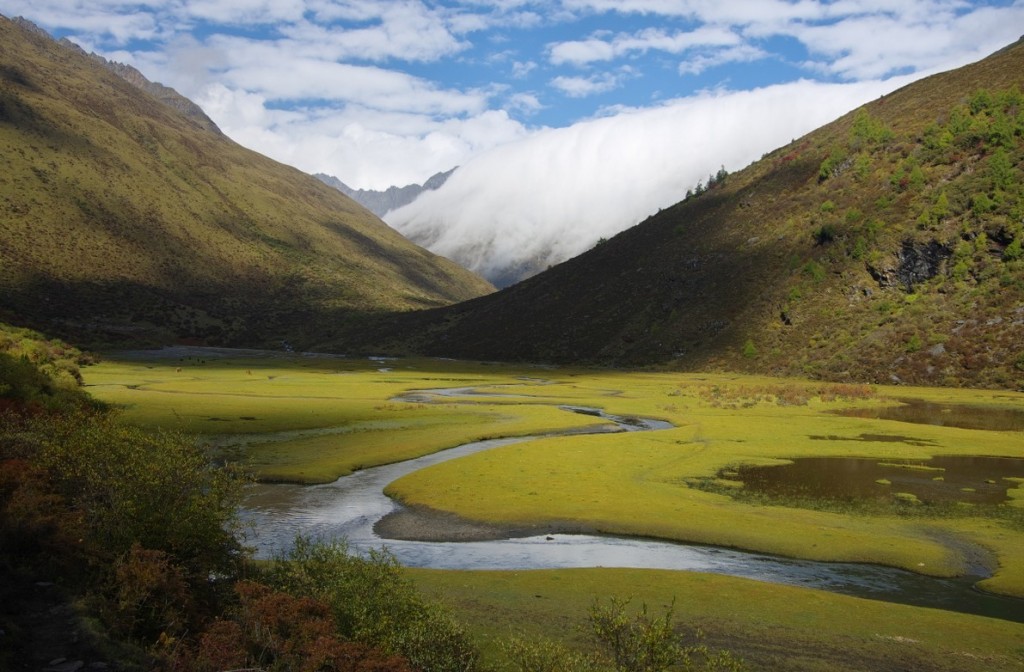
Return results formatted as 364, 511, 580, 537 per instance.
332, 38, 1024, 390
0, 15, 492, 349
0, 322, 99, 409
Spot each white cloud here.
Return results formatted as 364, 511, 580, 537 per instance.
789, 4, 1024, 80
507, 91, 544, 114
511, 59, 537, 78
554, 0, 1024, 83
386, 77, 910, 285
280, 4, 469, 62
559, 0, 823, 23
197, 83, 531, 188
10, 0, 1024, 242
549, 25, 741, 66
2, 0, 167, 45
181, 0, 307, 24
550, 71, 623, 97
548, 37, 618, 66
678, 43, 768, 76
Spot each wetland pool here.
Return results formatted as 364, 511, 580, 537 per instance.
726, 455, 1024, 506
834, 398, 1024, 431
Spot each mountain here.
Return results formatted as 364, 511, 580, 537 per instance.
92, 57, 224, 137
329, 38, 1024, 389
315, 168, 455, 218
0, 15, 493, 348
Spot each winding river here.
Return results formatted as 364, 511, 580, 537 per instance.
241, 390, 1024, 623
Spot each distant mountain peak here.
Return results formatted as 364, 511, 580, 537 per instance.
316, 168, 456, 217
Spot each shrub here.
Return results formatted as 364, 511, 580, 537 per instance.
802, 260, 826, 282
850, 109, 894, 146
0, 352, 92, 411
504, 598, 745, 672
969, 88, 993, 114
741, 339, 757, 359
989, 148, 1014, 190
266, 537, 481, 672
813, 224, 837, 245
1004, 237, 1023, 262
972, 193, 996, 213
177, 580, 414, 672
851, 236, 868, 260
502, 635, 600, 672
107, 544, 195, 644
818, 149, 848, 181
589, 598, 745, 672
8, 410, 246, 582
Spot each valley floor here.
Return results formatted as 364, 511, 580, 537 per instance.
83, 349, 1024, 670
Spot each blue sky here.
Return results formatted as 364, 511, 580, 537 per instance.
5, 1, 1024, 283
6, 1, 1021, 188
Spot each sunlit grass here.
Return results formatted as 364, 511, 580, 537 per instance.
85, 353, 1024, 597
409, 567, 1024, 672
84, 355, 609, 483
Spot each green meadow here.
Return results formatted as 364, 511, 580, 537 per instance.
84, 352, 1024, 670
409, 568, 1024, 672
85, 353, 604, 482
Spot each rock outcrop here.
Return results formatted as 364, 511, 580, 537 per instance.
868, 240, 952, 292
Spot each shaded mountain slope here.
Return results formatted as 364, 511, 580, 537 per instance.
331, 38, 1024, 389
0, 15, 492, 348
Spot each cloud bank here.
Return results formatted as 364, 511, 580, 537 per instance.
386, 77, 907, 286
10, 1, 1024, 192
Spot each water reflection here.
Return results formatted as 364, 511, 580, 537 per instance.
835, 399, 1024, 431
730, 456, 1024, 506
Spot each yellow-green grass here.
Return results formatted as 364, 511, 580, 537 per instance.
382, 373, 1024, 596
85, 356, 1024, 595
407, 567, 1024, 672
84, 355, 610, 482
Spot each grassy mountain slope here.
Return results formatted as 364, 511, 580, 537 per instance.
0, 15, 493, 348
333, 39, 1024, 389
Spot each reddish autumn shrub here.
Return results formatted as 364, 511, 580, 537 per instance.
107, 544, 196, 644
175, 581, 413, 672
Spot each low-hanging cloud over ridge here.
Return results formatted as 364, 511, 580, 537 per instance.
385, 77, 907, 286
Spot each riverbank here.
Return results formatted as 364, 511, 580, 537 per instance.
375, 503, 598, 541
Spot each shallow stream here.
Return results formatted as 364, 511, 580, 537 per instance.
241, 394, 1024, 623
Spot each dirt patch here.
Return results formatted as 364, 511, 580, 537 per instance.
374, 504, 596, 542
920, 528, 999, 577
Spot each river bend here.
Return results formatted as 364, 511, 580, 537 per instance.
240, 390, 1024, 623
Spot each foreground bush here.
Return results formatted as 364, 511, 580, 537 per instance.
1, 409, 246, 580
265, 537, 483, 672
503, 597, 745, 672
0, 405, 248, 652
174, 580, 415, 672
